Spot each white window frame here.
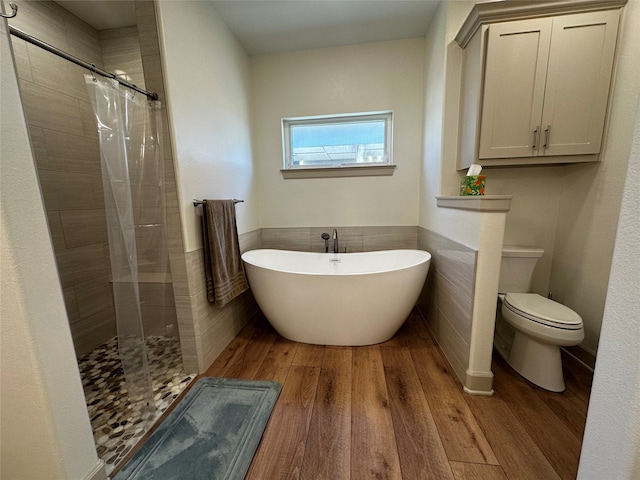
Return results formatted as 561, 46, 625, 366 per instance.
281, 111, 395, 179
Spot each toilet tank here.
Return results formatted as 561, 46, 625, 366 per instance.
498, 246, 544, 293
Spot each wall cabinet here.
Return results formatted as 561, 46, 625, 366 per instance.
456, 3, 624, 170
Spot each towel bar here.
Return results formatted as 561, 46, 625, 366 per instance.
193, 199, 244, 207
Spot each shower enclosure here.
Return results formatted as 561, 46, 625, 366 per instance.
7, 1, 193, 473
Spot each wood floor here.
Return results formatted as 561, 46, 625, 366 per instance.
201, 308, 593, 480
115, 308, 592, 479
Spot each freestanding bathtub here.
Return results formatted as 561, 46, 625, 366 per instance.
241, 249, 431, 346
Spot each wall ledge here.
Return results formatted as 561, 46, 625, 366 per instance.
436, 195, 512, 212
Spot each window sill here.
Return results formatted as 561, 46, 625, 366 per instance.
281, 164, 396, 179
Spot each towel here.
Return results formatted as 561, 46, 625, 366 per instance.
202, 199, 249, 307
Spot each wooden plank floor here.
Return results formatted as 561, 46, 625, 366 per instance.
115, 308, 592, 479
203, 308, 593, 480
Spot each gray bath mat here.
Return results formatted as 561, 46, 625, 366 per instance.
114, 377, 281, 480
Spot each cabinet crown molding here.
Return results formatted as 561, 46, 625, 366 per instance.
455, 0, 627, 48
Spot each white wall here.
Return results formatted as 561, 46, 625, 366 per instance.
419, 2, 446, 228
486, 166, 563, 296
0, 19, 104, 480
155, 1, 257, 251
251, 38, 425, 228
578, 94, 640, 480
419, 1, 480, 246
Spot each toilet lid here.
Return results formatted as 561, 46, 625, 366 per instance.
504, 293, 583, 329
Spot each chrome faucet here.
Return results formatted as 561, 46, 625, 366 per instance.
332, 229, 339, 254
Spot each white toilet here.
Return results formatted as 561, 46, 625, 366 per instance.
494, 246, 584, 392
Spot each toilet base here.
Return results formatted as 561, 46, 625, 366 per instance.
507, 331, 566, 392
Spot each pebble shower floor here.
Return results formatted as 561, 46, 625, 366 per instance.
78, 335, 195, 475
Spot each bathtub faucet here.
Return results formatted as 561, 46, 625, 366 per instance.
332, 229, 339, 254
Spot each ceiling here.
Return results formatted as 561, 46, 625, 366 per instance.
55, 1, 137, 31
55, 0, 441, 55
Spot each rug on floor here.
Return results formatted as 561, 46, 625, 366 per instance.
113, 377, 281, 480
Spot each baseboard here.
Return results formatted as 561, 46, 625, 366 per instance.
84, 459, 107, 480
464, 369, 494, 396
463, 386, 494, 396
562, 345, 596, 371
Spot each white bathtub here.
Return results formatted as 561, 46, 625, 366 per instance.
241, 249, 431, 346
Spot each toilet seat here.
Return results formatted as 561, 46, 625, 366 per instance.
503, 293, 583, 330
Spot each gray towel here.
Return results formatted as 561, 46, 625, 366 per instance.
202, 200, 248, 307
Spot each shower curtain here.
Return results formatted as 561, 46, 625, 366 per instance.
85, 75, 166, 427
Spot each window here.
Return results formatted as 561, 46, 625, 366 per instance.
281, 111, 395, 178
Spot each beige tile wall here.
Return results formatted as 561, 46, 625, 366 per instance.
9, 0, 114, 357
182, 242, 260, 372
99, 26, 146, 89
417, 227, 477, 384
99, 12, 179, 345
134, 0, 201, 373
263, 226, 419, 253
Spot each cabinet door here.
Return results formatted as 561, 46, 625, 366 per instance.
478, 18, 552, 159
540, 10, 620, 156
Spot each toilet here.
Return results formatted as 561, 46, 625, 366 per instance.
494, 246, 584, 392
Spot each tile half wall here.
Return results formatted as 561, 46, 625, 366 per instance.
417, 227, 478, 385
180, 225, 479, 378
261, 226, 418, 253
179, 225, 419, 373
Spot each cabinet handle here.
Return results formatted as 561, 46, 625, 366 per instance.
533, 126, 540, 150
544, 125, 551, 149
